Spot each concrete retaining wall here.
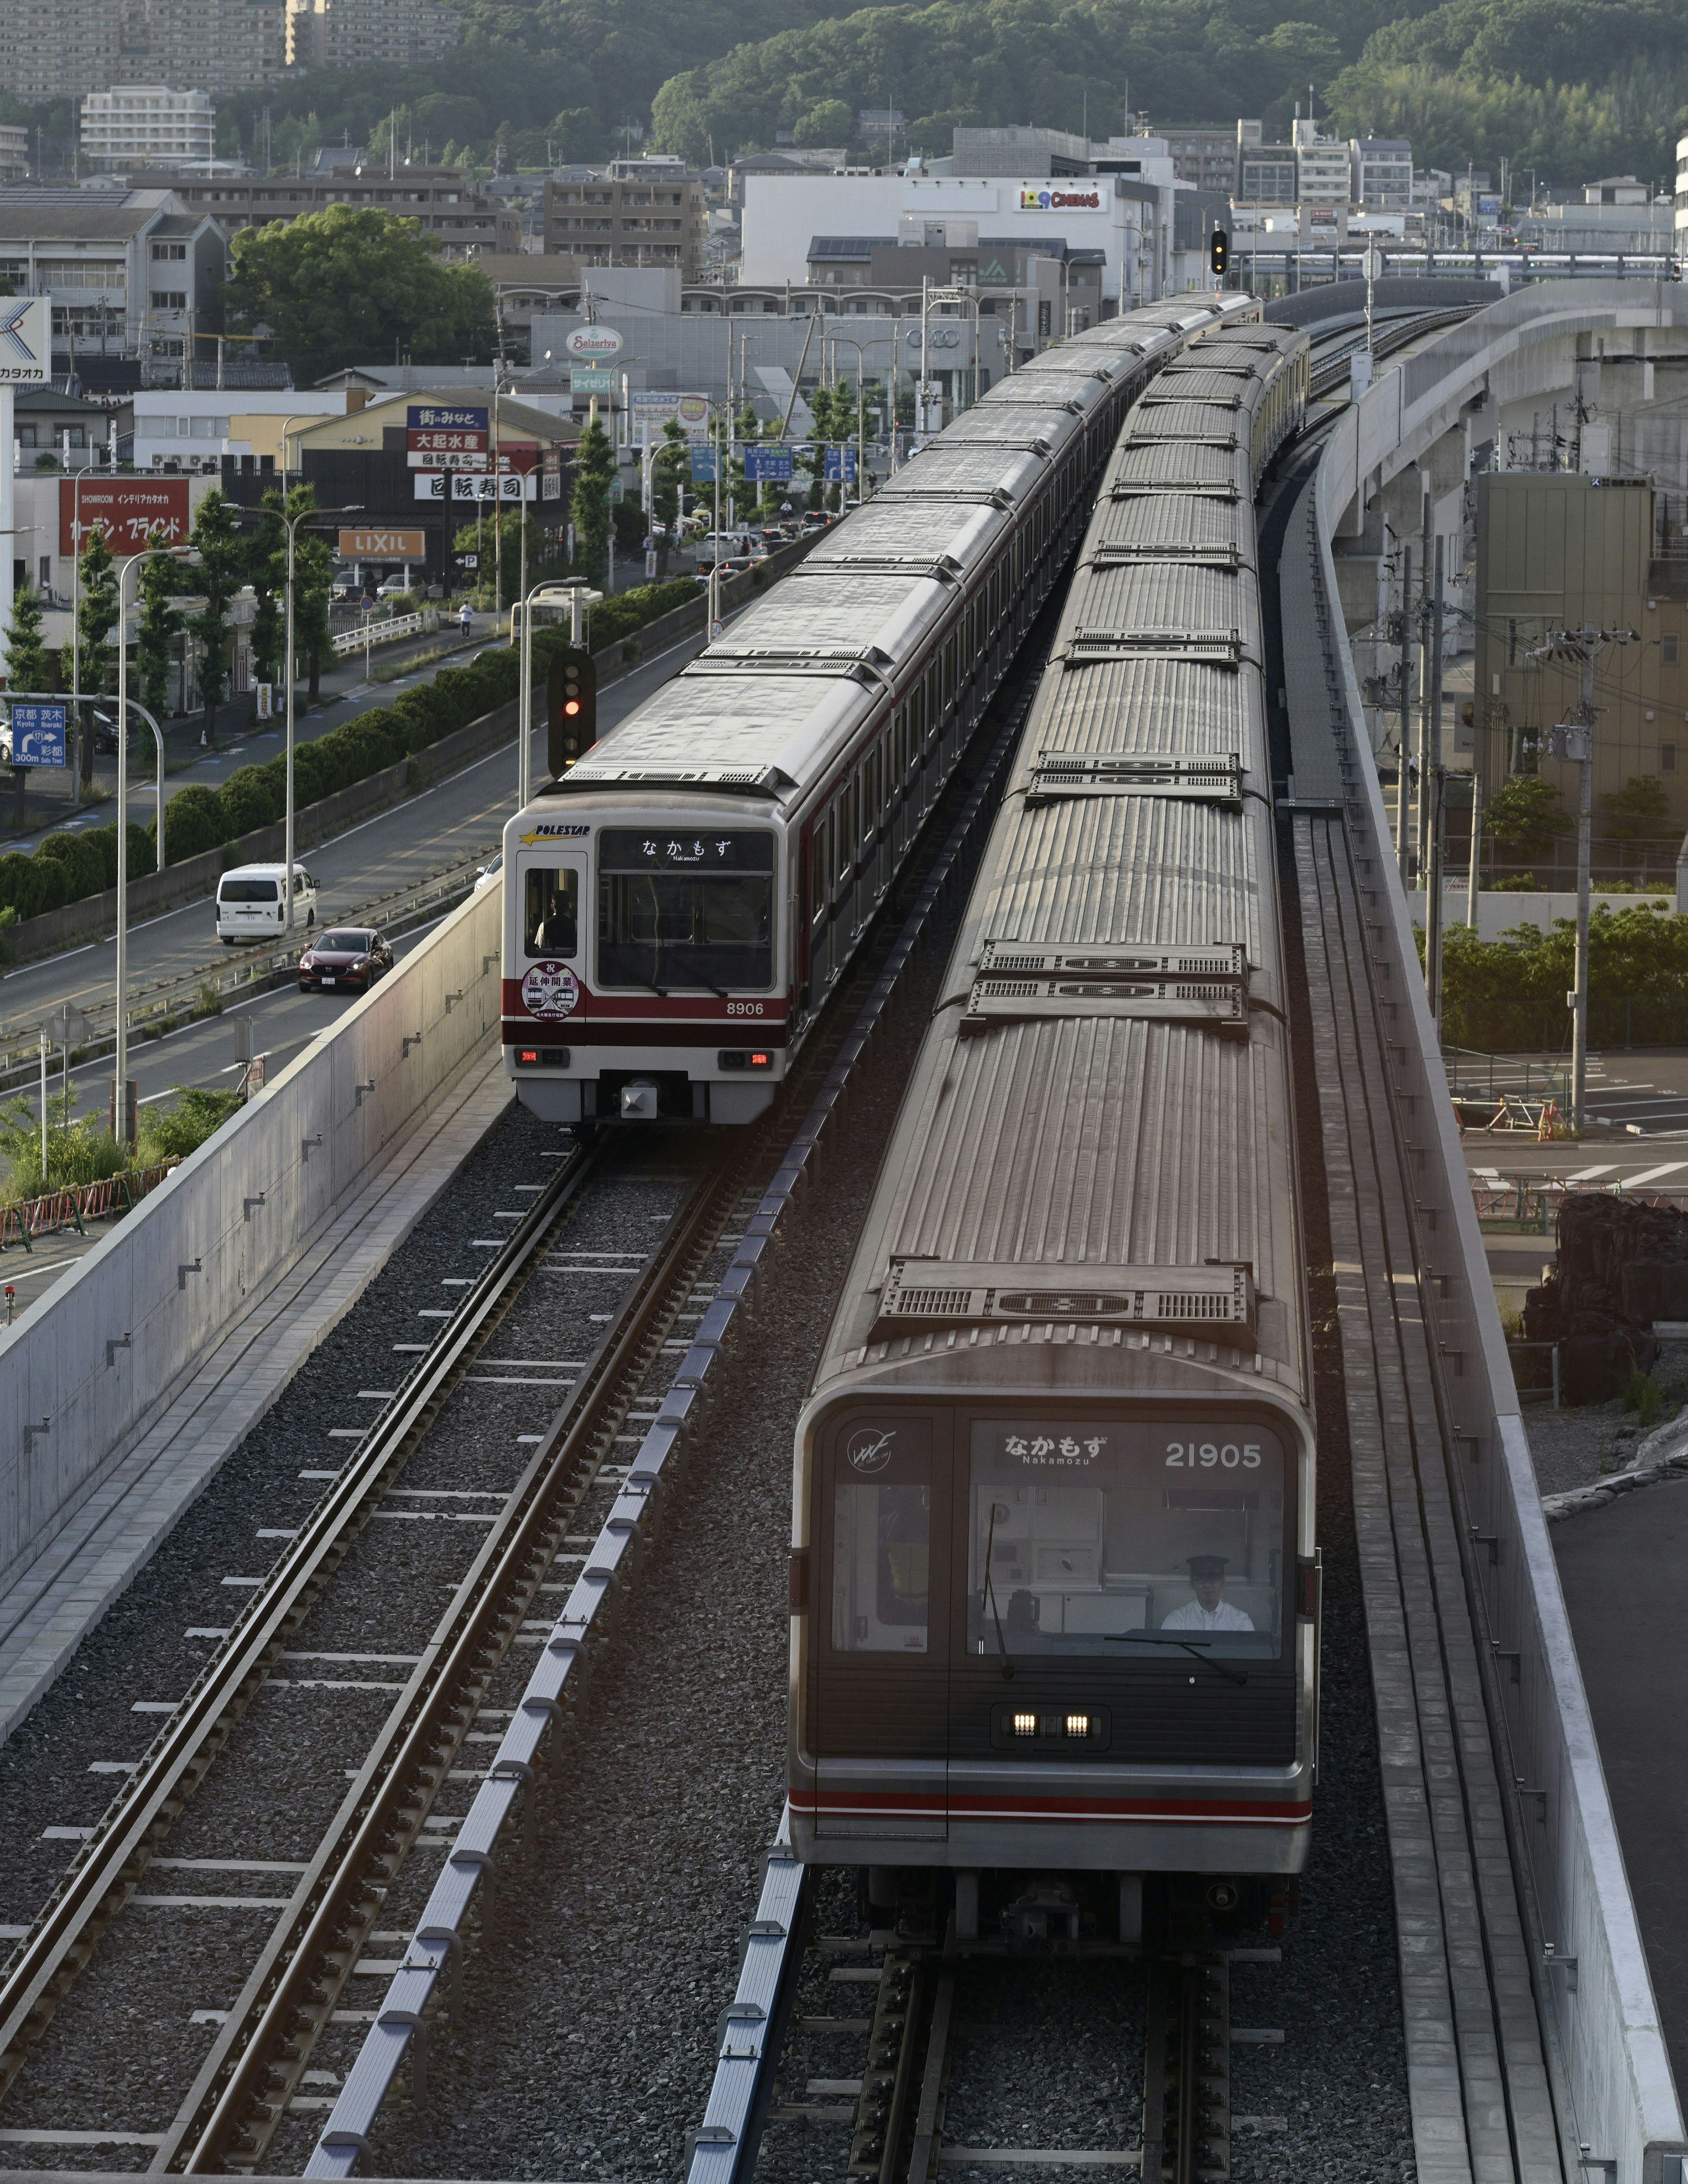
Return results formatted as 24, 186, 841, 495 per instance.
1316, 297, 1687, 2174
0, 880, 502, 1603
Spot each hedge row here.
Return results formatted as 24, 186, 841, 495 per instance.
1440, 904, 1688, 1051
0, 578, 703, 920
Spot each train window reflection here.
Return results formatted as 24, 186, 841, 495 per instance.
832, 1470, 929, 1653
524, 867, 578, 958
597, 829, 774, 991
968, 1421, 1285, 1659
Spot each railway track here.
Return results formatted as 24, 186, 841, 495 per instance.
1306, 305, 1476, 402
0, 593, 1059, 2182
698, 1857, 1289, 2184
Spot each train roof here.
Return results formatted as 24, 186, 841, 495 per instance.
702, 568, 951, 669
803, 495, 1009, 579
873, 443, 1049, 503
562, 669, 872, 796
1059, 557, 1263, 672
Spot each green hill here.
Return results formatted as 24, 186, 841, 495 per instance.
11, 0, 1681, 194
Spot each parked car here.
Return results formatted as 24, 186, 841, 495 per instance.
474, 851, 503, 890
376, 575, 414, 600
216, 863, 318, 942
298, 925, 394, 992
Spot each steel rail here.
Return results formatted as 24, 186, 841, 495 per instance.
307, 612, 1051, 2183
165, 1138, 746, 2172
1307, 306, 1476, 402
0, 1130, 599, 2105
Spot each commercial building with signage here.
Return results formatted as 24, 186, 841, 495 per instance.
738, 164, 1190, 308
543, 157, 707, 282
218, 387, 578, 591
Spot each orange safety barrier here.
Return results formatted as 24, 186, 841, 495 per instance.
0, 1159, 179, 1253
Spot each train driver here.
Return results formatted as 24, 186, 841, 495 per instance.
1161, 1555, 1255, 1632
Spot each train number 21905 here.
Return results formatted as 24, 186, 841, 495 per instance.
1165, 1442, 1263, 1468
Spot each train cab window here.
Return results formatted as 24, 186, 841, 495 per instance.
832, 1442, 931, 1653
597, 827, 775, 991
967, 1419, 1286, 1660
523, 867, 578, 957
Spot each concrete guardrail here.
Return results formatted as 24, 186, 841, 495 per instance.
1315, 280, 1688, 2178
0, 879, 502, 1609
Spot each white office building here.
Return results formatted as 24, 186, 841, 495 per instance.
80, 86, 215, 172
740, 149, 1190, 309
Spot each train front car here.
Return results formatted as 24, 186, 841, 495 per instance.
499, 301, 1256, 1127
789, 323, 1316, 1943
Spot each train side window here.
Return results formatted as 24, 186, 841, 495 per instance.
812, 816, 832, 921
833, 1461, 930, 1653
924, 665, 940, 739
835, 785, 854, 883
523, 866, 578, 957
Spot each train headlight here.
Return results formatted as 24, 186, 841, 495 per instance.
1011, 1711, 1037, 1737
1064, 1712, 1091, 1738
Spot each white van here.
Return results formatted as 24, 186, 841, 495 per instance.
216, 863, 319, 942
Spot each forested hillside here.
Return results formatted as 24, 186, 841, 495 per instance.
6, 0, 1677, 193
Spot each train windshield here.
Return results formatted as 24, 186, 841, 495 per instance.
596, 828, 774, 992
967, 1419, 1286, 1660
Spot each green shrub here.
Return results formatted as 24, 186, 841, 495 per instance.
161, 783, 230, 865
219, 764, 284, 834
0, 575, 698, 927
138, 1085, 244, 1163
36, 830, 107, 901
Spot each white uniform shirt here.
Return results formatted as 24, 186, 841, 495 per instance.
1161, 1599, 1255, 1632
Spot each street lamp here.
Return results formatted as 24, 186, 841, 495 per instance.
821, 331, 893, 506
233, 498, 364, 932
917, 283, 983, 441
114, 541, 198, 1148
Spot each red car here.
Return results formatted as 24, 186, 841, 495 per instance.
298, 926, 393, 993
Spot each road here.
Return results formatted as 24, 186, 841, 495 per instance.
0, 615, 715, 1046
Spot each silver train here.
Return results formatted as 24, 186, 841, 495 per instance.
499, 295, 1260, 1125
788, 318, 1315, 1943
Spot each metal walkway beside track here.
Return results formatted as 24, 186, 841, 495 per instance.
1279, 460, 1558, 2180
1278, 365, 1686, 2179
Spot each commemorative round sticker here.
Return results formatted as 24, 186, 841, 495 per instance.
521, 962, 581, 1020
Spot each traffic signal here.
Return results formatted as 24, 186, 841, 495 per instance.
1209, 228, 1229, 277
546, 644, 596, 775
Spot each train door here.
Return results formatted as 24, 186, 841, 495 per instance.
517, 847, 587, 1004
811, 1410, 953, 1842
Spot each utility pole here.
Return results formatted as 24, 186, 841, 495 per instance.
1416, 513, 1434, 889
1535, 625, 1637, 1130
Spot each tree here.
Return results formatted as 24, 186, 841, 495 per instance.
1485, 771, 1571, 861
571, 415, 615, 587
453, 506, 546, 607
222, 205, 497, 385
794, 98, 853, 146
1601, 774, 1675, 843
186, 489, 247, 749
2, 582, 49, 695
76, 524, 119, 787
245, 491, 288, 690
294, 522, 335, 705
652, 418, 688, 564
135, 533, 185, 724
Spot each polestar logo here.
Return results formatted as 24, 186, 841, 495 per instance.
0, 301, 36, 364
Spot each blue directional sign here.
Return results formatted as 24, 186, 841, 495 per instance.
824, 447, 859, 482
9, 703, 67, 767
744, 446, 793, 483
690, 446, 719, 483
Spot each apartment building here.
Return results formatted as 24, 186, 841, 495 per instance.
0, 186, 225, 359
1351, 138, 1414, 211
1157, 126, 1238, 195
137, 164, 517, 254
0, 0, 285, 101
82, 86, 215, 171
285, 0, 458, 71
0, 126, 27, 180
543, 157, 706, 280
